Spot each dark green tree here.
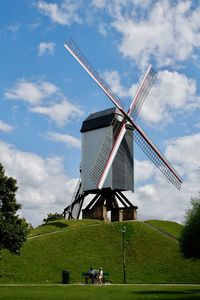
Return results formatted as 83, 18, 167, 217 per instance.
179, 194, 200, 259
43, 212, 64, 224
0, 163, 29, 255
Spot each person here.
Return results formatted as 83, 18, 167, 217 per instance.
87, 267, 96, 284
98, 267, 103, 284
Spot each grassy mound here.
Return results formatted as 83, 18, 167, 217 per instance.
1, 220, 200, 284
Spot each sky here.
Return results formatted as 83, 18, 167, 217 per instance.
1, 0, 200, 227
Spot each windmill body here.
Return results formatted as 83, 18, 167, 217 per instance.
81, 107, 134, 193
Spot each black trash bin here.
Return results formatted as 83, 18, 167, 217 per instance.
62, 270, 70, 284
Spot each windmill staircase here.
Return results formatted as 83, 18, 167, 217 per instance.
63, 178, 85, 220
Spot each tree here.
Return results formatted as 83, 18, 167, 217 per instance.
179, 194, 200, 259
43, 212, 64, 224
0, 163, 29, 255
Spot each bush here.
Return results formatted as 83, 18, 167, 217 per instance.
179, 195, 200, 259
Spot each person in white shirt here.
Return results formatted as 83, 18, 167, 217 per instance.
98, 267, 103, 284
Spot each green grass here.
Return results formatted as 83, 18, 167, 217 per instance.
28, 219, 102, 237
145, 220, 182, 239
1, 285, 200, 300
1, 220, 200, 284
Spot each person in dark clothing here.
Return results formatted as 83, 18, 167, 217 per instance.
86, 267, 98, 284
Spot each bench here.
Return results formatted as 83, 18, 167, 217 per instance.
81, 271, 110, 284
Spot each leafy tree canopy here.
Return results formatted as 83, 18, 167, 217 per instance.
0, 163, 29, 255
179, 194, 200, 259
43, 212, 64, 224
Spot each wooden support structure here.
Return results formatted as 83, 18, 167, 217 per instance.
82, 188, 137, 222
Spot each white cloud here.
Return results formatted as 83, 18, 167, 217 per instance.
165, 133, 200, 174
37, 0, 82, 25
132, 70, 199, 125
129, 132, 200, 223
0, 120, 14, 133
132, 168, 199, 223
0, 140, 77, 226
103, 70, 128, 98
47, 131, 81, 148
91, 0, 107, 9
132, 183, 188, 223
5, 79, 84, 126
5, 79, 59, 105
31, 99, 83, 127
38, 42, 55, 56
134, 159, 155, 183
112, 1, 200, 67
102, 68, 199, 126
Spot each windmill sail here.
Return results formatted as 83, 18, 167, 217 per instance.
128, 65, 157, 120
133, 123, 182, 190
64, 38, 125, 112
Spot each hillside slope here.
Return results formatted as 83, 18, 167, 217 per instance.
1, 220, 200, 284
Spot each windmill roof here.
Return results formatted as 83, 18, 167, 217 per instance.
80, 107, 122, 133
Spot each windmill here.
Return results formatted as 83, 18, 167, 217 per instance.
63, 39, 182, 221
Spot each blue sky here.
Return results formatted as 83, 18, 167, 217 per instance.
1, 0, 200, 226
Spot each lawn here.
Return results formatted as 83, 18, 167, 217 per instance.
145, 220, 182, 239
0, 284, 200, 300
1, 220, 200, 284
28, 219, 102, 237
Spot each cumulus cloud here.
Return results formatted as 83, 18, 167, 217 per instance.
103, 70, 128, 98
132, 169, 199, 223
134, 159, 156, 183
4, 79, 84, 126
165, 133, 200, 174
131, 183, 187, 223
31, 99, 83, 127
128, 132, 200, 223
91, 0, 107, 9
100, 68, 199, 127
0, 120, 14, 133
130, 70, 199, 125
0, 140, 77, 226
47, 131, 81, 148
111, 1, 200, 67
37, 0, 82, 25
100, 65, 200, 127
38, 42, 55, 56
91, 0, 151, 12
5, 79, 59, 105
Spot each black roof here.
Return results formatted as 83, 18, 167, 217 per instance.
80, 107, 122, 133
